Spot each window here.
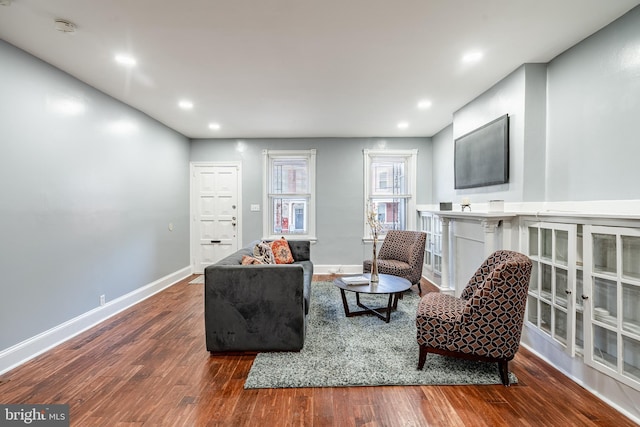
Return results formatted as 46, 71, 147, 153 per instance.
363, 149, 417, 239
263, 149, 316, 240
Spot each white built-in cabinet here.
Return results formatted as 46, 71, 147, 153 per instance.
420, 212, 442, 276
524, 222, 581, 355
583, 225, 640, 389
523, 220, 640, 391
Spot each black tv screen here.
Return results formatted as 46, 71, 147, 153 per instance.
454, 114, 509, 189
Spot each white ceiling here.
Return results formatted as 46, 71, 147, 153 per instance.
1, 0, 639, 139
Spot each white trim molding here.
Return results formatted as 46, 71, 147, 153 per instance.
0, 266, 191, 375
262, 149, 317, 241
363, 148, 418, 238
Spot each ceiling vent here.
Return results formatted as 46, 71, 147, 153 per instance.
54, 19, 77, 33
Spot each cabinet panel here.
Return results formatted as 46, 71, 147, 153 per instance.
524, 221, 577, 355
584, 225, 640, 392
420, 212, 442, 277
622, 336, 640, 382
622, 236, 640, 280
593, 324, 618, 369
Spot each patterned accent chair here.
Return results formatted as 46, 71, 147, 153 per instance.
415, 250, 532, 386
363, 230, 427, 293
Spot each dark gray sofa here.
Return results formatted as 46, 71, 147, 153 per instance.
204, 240, 313, 352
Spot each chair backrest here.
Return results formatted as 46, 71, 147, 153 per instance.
378, 230, 426, 263
459, 250, 532, 358
378, 230, 427, 285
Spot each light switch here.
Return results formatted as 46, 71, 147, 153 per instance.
250, 204, 260, 212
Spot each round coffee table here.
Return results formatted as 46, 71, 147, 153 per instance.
333, 273, 412, 323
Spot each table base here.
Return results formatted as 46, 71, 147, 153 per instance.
339, 289, 402, 323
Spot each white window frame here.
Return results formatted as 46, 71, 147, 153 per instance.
363, 148, 417, 240
262, 149, 317, 241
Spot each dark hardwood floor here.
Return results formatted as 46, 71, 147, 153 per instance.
0, 275, 637, 426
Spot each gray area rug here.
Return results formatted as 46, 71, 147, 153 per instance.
244, 281, 517, 388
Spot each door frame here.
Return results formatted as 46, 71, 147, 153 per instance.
190, 161, 243, 274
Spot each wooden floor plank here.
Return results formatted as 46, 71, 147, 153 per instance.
0, 275, 637, 426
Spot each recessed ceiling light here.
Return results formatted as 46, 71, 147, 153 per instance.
208, 123, 221, 130
417, 100, 432, 110
462, 51, 483, 63
178, 100, 193, 110
397, 121, 409, 129
115, 54, 137, 67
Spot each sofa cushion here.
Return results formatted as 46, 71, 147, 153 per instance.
269, 238, 295, 264
241, 255, 263, 265
253, 241, 276, 264
216, 246, 253, 265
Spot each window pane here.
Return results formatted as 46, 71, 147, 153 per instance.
556, 230, 568, 265
371, 160, 405, 195
272, 158, 308, 193
272, 197, 308, 234
541, 228, 552, 260
622, 236, 640, 280
528, 227, 538, 256
554, 307, 567, 345
593, 324, 617, 370
370, 198, 406, 231
593, 233, 617, 275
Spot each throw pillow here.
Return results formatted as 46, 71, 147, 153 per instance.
241, 255, 263, 265
253, 241, 276, 264
269, 237, 294, 264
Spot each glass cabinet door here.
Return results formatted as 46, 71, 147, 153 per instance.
420, 213, 442, 276
524, 222, 578, 355
584, 225, 640, 391
421, 214, 433, 270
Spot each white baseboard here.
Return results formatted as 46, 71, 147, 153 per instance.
0, 266, 191, 375
314, 264, 362, 275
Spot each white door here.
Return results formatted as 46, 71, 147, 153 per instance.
191, 164, 241, 273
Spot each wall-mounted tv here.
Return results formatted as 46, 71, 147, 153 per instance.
454, 114, 509, 189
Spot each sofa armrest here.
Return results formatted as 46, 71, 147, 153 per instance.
204, 264, 306, 352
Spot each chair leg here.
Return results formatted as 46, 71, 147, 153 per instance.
417, 282, 422, 295
417, 345, 428, 370
498, 360, 510, 386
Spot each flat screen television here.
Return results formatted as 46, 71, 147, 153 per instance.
454, 114, 509, 189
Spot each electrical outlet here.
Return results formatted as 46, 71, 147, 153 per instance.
100, 295, 105, 306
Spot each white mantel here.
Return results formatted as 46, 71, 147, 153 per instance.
417, 206, 517, 295
417, 200, 640, 295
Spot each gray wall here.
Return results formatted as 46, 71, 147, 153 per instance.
545, 6, 640, 201
433, 6, 640, 205
190, 137, 432, 265
434, 65, 528, 204
0, 40, 190, 351
432, 124, 454, 201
